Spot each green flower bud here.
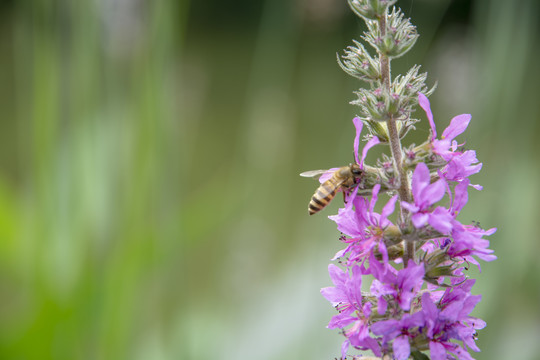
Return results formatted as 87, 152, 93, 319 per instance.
350, 88, 415, 142
337, 40, 380, 82
348, 0, 398, 21
364, 8, 418, 59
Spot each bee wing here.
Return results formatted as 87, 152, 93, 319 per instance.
299, 169, 329, 178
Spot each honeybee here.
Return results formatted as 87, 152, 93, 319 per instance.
300, 163, 363, 215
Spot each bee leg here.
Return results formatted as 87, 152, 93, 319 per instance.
342, 191, 347, 204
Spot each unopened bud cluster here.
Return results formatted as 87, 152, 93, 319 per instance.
314, 1, 497, 360
348, 0, 398, 21
338, 0, 433, 143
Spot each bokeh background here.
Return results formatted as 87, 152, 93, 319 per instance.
0, 0, 539, 359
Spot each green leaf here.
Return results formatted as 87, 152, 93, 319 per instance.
411, 351, 430, 360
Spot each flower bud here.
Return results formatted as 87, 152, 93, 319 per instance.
337, 40, 380, 82
348, 0, 397, 21
364, 8, 418, 59
411, 351, 430, 360
424, 265, 456, 285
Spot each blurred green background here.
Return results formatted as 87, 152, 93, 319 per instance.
0, 0, 539, 359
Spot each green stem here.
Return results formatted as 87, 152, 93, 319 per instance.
378, 10, 414, 266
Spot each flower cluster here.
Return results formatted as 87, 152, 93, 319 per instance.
312, 3, 496, 359
321, 108, 495, 359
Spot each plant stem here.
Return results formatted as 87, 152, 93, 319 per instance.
378, 10, 414, 266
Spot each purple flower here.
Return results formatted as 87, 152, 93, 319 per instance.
418, 93, 472, 161
448, 224, 497, 270
369, 256, 425, 313
321, 264, 382, 358
320, 94, 496, 360
353, 117, 381, 167
442, 150, 482, 182
420, 284, 486, 359
401, 162, 454, 233
319, 117, 379, 185
371, 312, 424, 360
370, 279, 486, 360
329, 185, 398, 265
448, 179, 470, 217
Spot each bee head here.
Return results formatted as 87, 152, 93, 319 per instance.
349, 163, 363, 177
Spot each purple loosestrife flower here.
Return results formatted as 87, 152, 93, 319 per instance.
368, 259, 425, 360
321, 264, 382, 358
326, 117, 391, 265
442, 150, 483, 185
418, 93, 471, 162
370, 280, 486, 360
318, 117, 380, 185
444, 179, 497, 268
354, 117, 381, 167
415, 178, 496, 270
448, 225, 497, 270
401, 162, 454, 234
370, 312, 424, 360
421, 285, 486, 360
418, 92, 483, 188
369, 255, 425, 314
330, 184, 398, 265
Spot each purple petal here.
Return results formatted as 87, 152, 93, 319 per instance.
401, 201, 419, 213
320, 287, 346, 305
353, 117, 363, 164
399, 262, 425, 289
329, 188, 362, 236
340, 339, 350, 360
371, 319, 401, 339
361, 136, 380, 169
393, 335, 411, 360
429, 342, 447, 360
421, 293, 437, 338
397, 263, 425, 310
418, 93, 436, 138
440, 300, 462, 322
459, 294, 482, 318
328, 264, 347, 286
369, 253, 393, 283
351, 265, 364, 290
344, 185, 359, 212
328, 313, 357, 329
398, 292, 416, 311
402, 311, 425, 328
411, 212, 429, 228
421, 293, 438, 319
378, 241, 389, 266
332, 246, 349, 261
459, 150, 480, 166
412, 163, 430, 203
442, 114, 471, 141
369, 184, 381, 214
433, 138, 452, 157
470, 317, 487, 330
451, 345, 475, 360
378, 296, 388, 315
422, 292, 439, 321
443, 153, 482, 181
428, 207, 454, 234
452, 179, 469, 214
357, 337, 383, 357
421, 179, 446, 206
381, 195, 398, 226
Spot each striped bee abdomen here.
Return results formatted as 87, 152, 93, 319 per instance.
308, 178, 342, 215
